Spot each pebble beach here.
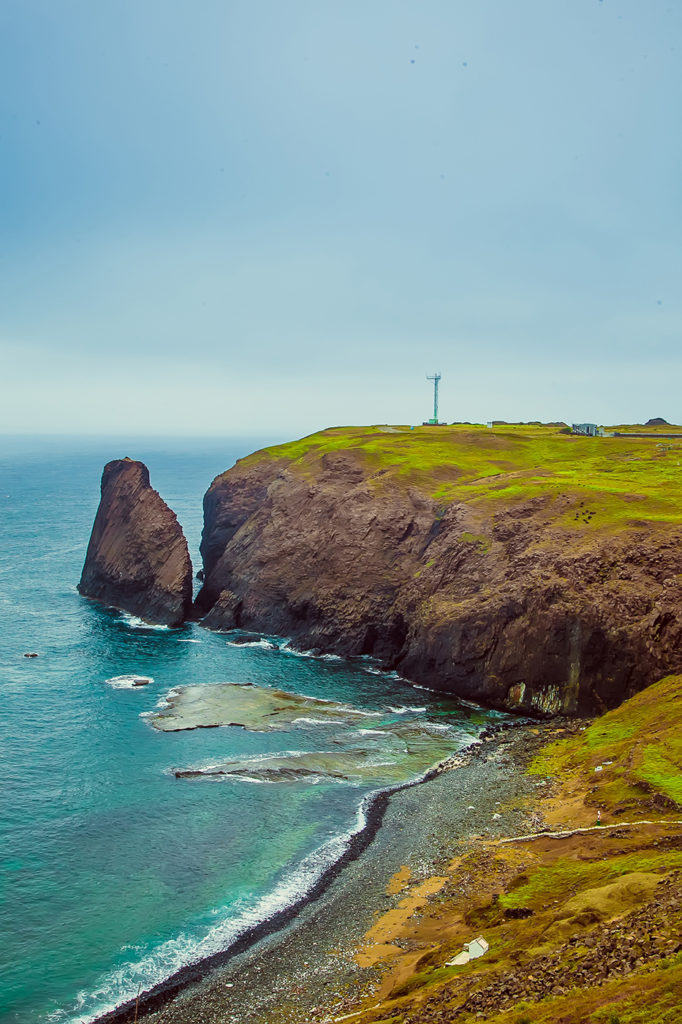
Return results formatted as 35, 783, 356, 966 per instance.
114, 721, 554, 1024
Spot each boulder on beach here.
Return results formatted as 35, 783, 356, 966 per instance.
78, 458, 193, 626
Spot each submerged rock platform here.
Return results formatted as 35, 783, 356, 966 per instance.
150, 681, 474, 786
148, 681, 379, 732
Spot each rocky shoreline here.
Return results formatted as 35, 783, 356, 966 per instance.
73, 429, 682, 1024
94, 719, 558, 1024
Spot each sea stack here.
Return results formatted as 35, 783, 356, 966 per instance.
78, 458, 192, 626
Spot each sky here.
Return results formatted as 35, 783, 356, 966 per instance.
1, 0, 680, 436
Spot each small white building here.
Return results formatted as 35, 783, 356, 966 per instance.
446, 936, 489, 966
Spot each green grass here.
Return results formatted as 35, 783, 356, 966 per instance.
639, 745, 682, 804
529, 674, 682, 809
499, 850, 682, 911
234, 423, 682, 531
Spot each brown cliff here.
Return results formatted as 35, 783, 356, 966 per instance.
79, 458, 192, 626
195, 426, 682, 716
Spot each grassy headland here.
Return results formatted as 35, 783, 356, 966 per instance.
243, 423, 682, 531
200, 422, 682, 716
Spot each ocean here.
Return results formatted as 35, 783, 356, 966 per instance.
0, 436, 493, 1024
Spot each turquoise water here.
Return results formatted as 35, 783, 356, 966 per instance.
0, 437, 491, 1024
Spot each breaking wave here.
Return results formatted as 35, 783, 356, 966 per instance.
105, 675, 154, 690
54, 794, 379, 1024
118, 612, 171, 632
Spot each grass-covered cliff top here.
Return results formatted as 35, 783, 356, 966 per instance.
239, 422, 682, 531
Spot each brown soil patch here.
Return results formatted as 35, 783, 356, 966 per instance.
386, 866, 412, 896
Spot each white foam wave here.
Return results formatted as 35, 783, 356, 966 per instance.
225, 638, 275, 650
361, 666, 405, 681
57, 794, 377, 1024
335, 705, 383, 718
139, 688, 180, 719
226, 775, 279, 785
279, 645, 318, 659
105, 675, 154, 690
228, 773, 331, 787
387, 705, 427, 714
119, 612, 171, 632
291, 716, 344, 726
279, 645, 342, 661
177, 639, 201, 644
457, 698, 486, 711
171, 748, 321, 777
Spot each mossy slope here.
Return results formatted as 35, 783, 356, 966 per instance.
530, 673, 682, 811
340, 676, 682, 1024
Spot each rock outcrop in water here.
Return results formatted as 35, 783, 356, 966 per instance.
195, 426, 682, 716
79, 458, 192, 626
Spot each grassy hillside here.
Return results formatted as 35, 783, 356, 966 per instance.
245, 423, 682, 531
530, 673, 682, 811
336, 674, 682, 1024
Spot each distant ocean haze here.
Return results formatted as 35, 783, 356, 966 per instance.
0, 438, 492, 1024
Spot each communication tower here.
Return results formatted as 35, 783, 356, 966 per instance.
426, 372, 441, 425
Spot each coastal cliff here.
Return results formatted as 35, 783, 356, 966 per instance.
196, 424, 682, 715
79, 458, 192, 626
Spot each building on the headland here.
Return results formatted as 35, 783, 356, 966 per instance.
572, 423, 599, 436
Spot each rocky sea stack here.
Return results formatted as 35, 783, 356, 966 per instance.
78, 458, 192, 626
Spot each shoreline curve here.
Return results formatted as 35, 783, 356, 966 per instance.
89, 734, 490, 1024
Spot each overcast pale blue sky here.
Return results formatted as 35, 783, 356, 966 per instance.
1, 0, 680, 435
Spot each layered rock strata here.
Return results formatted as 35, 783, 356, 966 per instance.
79, 458, 192, 626
195, 435, 682, 716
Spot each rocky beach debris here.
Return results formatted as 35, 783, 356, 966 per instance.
78, 458, 193, 626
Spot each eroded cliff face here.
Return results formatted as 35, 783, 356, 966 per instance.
79, 459, 192, 626
195, 428, 682, 716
